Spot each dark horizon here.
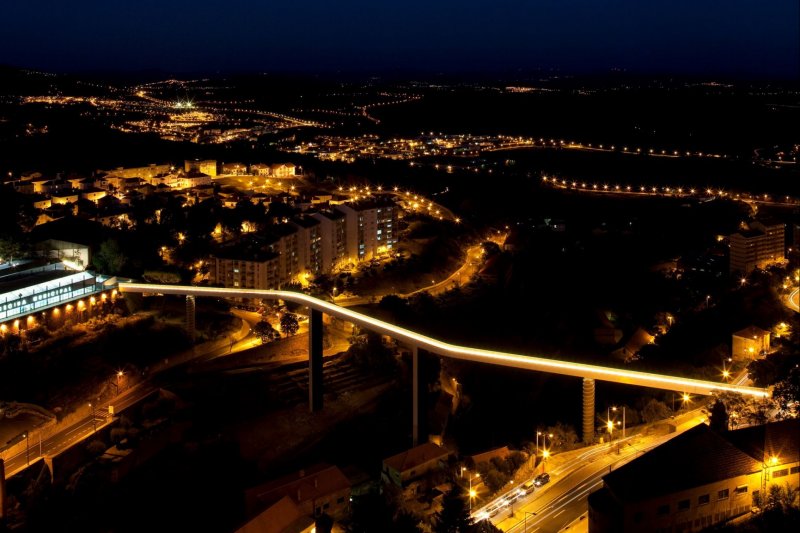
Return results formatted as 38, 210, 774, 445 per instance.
1, 0, 798, 80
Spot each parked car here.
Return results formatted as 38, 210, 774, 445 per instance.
534, 472, 551, 486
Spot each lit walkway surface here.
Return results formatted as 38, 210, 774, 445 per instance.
119, 283, 770, 398
789, 288, 800, 313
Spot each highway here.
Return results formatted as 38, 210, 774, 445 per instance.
119, 283, 770, 398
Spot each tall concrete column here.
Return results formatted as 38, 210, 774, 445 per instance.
412, 346, 419, 446
185, 295, 196, 342
583, 378, 595, 444
308, 308, 323, 413
0, 458, 6, 522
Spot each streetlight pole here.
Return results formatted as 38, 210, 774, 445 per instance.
468, 473, 479, 510
612, 406, 626, 439
24, 432, 29, 465
89, 402, 96, 434
524, 510, 537, 531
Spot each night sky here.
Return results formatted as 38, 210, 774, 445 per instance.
1, 0, 798, 77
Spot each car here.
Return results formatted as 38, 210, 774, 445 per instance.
522, 480, 536, 494
534, 473, 550, 486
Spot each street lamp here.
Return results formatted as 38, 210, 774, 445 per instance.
611, 406, 626, 439
542, 449, 550, 473
23, 432, 29, 465
116, 370, 124, 393
469, 473, 480, 510
89, 402, 96, 434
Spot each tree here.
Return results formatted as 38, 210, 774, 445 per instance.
253, 320, 280, 343
707, 399, 730, 433
280, 312, 299, 336
773, 367, 800, 415
641, 398, 671, 423
93, 239, 128, 275
0, 238, 23, 264
434, 485, 473, 533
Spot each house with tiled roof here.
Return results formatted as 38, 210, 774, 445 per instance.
381, 442, 452, 487
732, 325, 770, 360
244, 463, 351, 522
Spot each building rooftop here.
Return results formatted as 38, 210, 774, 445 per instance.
468, 446, 510, 467
311, 209, 346, 221
724, 418, 800, 465
338, 196, 397, 211
732, 325, 770, 339
290, 215, 321, 229
383, 442, 451, 473
236, 495, 314, 533
246, 463, 350, 511
603, 424, 762, 503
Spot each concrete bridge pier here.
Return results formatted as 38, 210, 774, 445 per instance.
309, 308, 324, 413
412, 346, 419, 445
583, 377, 595, 444
185, 295, 196, 341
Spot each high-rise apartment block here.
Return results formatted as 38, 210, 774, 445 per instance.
209, 198, 399, 290
728, 219, 785, 274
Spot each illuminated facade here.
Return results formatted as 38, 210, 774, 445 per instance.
311, 210, 348, 271
0, 263, 113, 325
336, 198, 398, 262
184, 159, 218, 177
729, 219, 785, 274
731, 326, 770, 360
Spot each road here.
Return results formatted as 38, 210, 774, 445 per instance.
2, 308, 259, 480
484, 370, 752, 531
480, 417, 707, 532
2, 384, 156, 478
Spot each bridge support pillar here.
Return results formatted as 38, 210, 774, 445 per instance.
185, 295, 196, 342
411, 346, 431, 446
0, 458, 6, 522
309, 308, 323, 413
412, 346, 419, 446
583, 378, 595, 444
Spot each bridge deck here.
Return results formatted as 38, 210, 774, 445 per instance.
119, 283, 770, 398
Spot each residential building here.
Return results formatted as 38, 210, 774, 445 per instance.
290, 216, 323, 277
244, 463, 351, 520
236, 496, 314, 533
311, 210, 348, 271
209, 245, 281, 290
468, 446, 510, 469
100, 164, 172, 180
221, 162, 248, 176
729, 219, 785, 274
251, 163, 297, 177
184, 159, 218, 177
588, 420, 800, 533
336, 197, 398, 262
382, 442, 452, 487
731, 325, 771, 359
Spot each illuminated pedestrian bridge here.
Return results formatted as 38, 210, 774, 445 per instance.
119, 283, 771, 443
